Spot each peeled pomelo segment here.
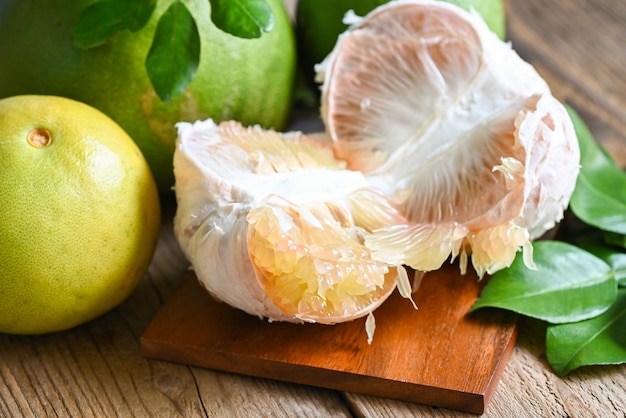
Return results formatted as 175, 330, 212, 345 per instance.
327, 187, 408, 231
317, 1, 579, 277
366, 222, 468, 271
217, 120, 345, 173
247, 195, 399, 323
465, 222, 533, 278
173, 119, 409, 324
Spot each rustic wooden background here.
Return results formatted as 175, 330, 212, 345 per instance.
1, 0, 625, 416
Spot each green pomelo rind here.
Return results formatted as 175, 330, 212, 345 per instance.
0, 95, 161, 335
0, 0, 296, 193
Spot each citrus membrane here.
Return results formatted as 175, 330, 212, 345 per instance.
295, 0, 506, 91
316, 0, 580, 277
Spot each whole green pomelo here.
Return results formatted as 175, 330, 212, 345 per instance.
0, 95, 161, 335
0, 0, 296, 193
296, 0, 506, 83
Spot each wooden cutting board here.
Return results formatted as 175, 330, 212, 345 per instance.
141, 265, 516, 414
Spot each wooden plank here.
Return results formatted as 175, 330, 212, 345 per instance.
342, 316, 626, 418
141, 266, 517, 414
0, 206, 351, 418
505, 0, 626, 166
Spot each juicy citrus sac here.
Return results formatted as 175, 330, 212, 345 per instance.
0, 0, 296, 193
0, 95, 161, 335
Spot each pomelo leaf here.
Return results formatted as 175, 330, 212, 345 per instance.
567, 106, 626, 235
546, 288, 626, 376
471, 241, 617, 323
210, 0, 275, 39
72, 0, 156, 49
577, 237, 626, 287
145, 2, 200, 103
603, 231, 626, 250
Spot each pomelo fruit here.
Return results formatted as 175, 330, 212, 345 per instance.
295, 0, 506, 84
316, 0, 579, 277
173, 119, 411, 325
0, 95, 161, 335
0, 0, 296, 193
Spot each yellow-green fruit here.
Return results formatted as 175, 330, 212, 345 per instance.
296, 0, 506, 82
0, 0, 296, 193
0, 95, 161, 335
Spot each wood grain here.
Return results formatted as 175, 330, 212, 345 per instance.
505, 0, 626, 167
1, 0, 625, 417
141, 266, 516, 414
0, 208, 350, 418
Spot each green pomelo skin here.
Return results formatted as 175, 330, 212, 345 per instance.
0, 0, 296, 193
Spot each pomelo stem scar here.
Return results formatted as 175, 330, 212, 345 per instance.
27, 128, 52, 148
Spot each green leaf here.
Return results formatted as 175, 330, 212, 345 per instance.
546, 288, 626, 376
567, 106, 626, 235
145, 2, 200, 103
603, 231, 626, 250
471, 241, 617, 323
72, 0, 156, 49
210, 0, 275, 39
578, 237, 626, 287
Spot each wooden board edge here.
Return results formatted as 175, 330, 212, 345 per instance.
141, 336, 490, 414
140, 270, 518, 414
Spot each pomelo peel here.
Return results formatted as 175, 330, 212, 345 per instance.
0, 95, 161, 335
0, 0, 296, 193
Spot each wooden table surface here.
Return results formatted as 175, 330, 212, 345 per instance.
1, 1, 625, 416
